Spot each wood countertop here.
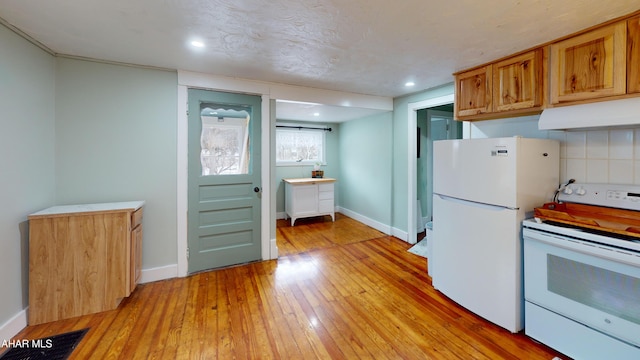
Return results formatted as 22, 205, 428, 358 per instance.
29, 201, 145, 219
283, 178, 336, 184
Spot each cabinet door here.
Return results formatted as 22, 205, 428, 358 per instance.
628, 16, 640, 94
550, 21, 627, 104
130, 225, 143, 293
492, 50, 543, 112
454, 65, 492, 118
292, 184, 318, 216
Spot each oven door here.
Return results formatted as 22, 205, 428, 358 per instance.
524, 228, 640, 348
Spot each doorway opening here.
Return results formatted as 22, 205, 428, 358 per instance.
407, 94, 455, 245
416, 104, 460, 239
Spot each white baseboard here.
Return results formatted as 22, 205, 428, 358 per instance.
0, 309, 27, 343
336, 207, 392, 235
270, 237, 279, 259
279, 207, 394, 237
140, 264, 179, 283
391, 226, 409, 242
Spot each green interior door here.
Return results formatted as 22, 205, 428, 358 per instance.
187, 89, 262, 274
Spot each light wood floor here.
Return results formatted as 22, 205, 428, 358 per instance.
7, 213, 565, 359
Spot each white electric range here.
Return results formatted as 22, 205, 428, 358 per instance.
522, 183, 640, 360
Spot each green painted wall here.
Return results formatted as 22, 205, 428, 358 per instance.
339, 112, 393, 225
274, 120, 340, 215
54, 58, 178, 269
0, 25, 56, 327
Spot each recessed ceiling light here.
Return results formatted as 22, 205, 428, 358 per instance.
313, 113, 320, 117
405, 81, 415, 87
191, 40, 205, 48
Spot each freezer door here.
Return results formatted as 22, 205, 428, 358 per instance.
432, 194, 523, 332
434, 138, 518, 208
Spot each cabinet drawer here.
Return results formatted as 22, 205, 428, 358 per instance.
318, 191, 334, 200
318, 200, 334, 213
318, 183, 334, 192
131, 207, 143, 228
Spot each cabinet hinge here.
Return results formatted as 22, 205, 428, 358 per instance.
186, 247, 190, 259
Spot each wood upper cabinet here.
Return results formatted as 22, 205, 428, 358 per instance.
453, 11, 640, 120
454, 65, 492, 118
628, 16, 640, 94
454, 49, 543, 120
492, 49, 544, 112
550, 21, 627, 104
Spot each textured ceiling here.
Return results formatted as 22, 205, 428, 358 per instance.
1, 0, 639, 120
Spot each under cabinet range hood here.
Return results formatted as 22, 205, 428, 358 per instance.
538, 97, 640, 130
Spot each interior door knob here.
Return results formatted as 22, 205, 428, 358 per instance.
254, 187, 260, 193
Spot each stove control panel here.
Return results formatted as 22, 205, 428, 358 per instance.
558, 183, 640, 211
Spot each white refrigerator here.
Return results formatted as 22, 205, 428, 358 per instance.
432, 137, 559, 333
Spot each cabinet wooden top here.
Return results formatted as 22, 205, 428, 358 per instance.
283, 178, 336, 184
29, 201, 145, 219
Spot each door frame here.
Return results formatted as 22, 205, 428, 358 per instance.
176, 70, 393, 277
406, 94, 454, 245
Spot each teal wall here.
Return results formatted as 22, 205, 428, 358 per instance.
54, 58, 178, 269
275, 120, 340, 214
339, 112, 393, 225
0, 25, 56, 327
391, 84, 455, 234
0, 27, 179, 330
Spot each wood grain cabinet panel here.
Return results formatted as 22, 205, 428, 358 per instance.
129, 207, 143, 294
550, 21, 627, 103
628, 16, 640, 94
454, 66, 492, 118
28, 202, 144, 325
492, 50, 544, 112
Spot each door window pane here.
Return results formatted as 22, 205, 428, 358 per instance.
200, 107, 250, 175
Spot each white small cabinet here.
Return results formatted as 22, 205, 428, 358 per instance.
284, 178, 336, 226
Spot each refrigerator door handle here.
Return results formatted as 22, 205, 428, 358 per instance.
435, 194, 519, 211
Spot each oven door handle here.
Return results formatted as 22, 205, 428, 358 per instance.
524, 229, 640, 268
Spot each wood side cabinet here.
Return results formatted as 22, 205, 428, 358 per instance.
284, 178, 336, 226
28, 201, 144, 325
550, 21, 627, 104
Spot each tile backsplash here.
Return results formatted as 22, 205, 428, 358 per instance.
549, 128, 640, 185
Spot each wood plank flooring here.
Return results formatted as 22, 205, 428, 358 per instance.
5, 213, 566, 359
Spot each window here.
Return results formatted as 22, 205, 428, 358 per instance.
200, 108, 250, 175
276, 126, 325, 165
